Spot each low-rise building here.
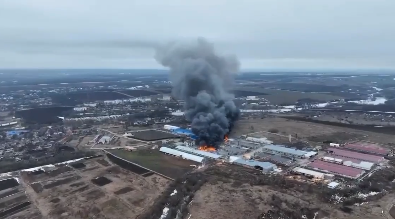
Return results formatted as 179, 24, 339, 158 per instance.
232, 158, 277, 172
263, 145, 308, 158
159, 147, 205, 163
175, 146, 222, 159
292, 167, 325, 179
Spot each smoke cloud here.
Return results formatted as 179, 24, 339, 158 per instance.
155, 38, 240, 148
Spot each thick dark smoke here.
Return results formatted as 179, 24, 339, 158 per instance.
155, 38, 240, 148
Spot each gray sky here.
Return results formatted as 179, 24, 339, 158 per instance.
1, 0, 394, 70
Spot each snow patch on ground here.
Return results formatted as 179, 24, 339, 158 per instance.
159, 207, 169, 219
170, 189, 177, 196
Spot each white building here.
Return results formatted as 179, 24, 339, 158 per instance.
74, 107, 87, 111
163, 125, 180, 130
263, 145, 308, 158
161, 95, 171, 101
159, 147, 205, 163
246, 96, 258, 100
175, 146, 222, 159
83, 103, 97, 107
328, 182, 340, 189
246, 137, 273, 144
322, 156, 374, 170
343, 160, 374, 170
98, 136, 111, 144
171, 111, 185, 116
292, 167, 325, 179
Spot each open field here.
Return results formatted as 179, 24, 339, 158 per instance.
118, 89, 160, 97
51, 91, 130, 104
106, 149, 198, 179
17, 156, 170, 219
232, 117, 395, 146
128, 129, 180, 141
0, 177, 43, 219
235, 88, 343, 105
284, 115, 395, 135
141, 163, 395, 219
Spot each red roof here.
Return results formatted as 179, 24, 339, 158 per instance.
345, 143, 389, 155
327, 148, 383, 163
329, 155, 365, 164
308, 160, 363, 178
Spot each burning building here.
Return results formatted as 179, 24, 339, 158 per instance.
155, 38, 240, 149
175, 145, 222, 160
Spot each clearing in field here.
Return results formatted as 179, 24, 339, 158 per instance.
106, 149, 198, 179
235, 88, 342, 105
19, 157, 170, 219
128, 129, 180, 141
232, 117, 395, 146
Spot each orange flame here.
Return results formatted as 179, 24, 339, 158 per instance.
198, 145, 217, 152
224, 135, 229, 142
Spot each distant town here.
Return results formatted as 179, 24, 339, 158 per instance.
1, 70, 395, 218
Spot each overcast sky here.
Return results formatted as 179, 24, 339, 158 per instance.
0, 0, 394, 70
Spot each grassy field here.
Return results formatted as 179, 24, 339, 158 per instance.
235, 88, 342, 105
106, 149, 197, 179
129, 130, 180, 141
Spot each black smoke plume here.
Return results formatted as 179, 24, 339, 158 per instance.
155, 38, 240, 148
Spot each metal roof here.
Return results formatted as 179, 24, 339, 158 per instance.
172, 129, 198, 139
175, 146, 222, 159
323, 155, 374, 170
327, 148, 383, 163
232, 158, 276, 170
293, 167, 325, 178
308, 160, 364, 178
159, 147, 204, 163
264, 145, 308, 156
269, 155, 293, 165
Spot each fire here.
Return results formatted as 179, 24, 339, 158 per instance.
198, 145, 216, 152
197, 135, 229, 152
224, 135, 229, 143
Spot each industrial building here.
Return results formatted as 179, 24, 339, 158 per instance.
163, 125, 180, 130
344, 143, 389, 156
97, 136, 111, 144
308, 160, 364, 179
321, 156, 374, 170
171, 128, 198, 140
218, 146, 248, 156
238, 140, 263, 149
292, 167, 325, 179
159, 147, 205, 163
267, 155, 294, 166
231, 158, 277, 172
175, 146, 222, 159
263, 145, 308, 158
254, 152, 294, 166
327, 148, 384, 163
245, 137, 273, 144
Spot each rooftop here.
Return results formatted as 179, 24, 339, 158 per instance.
293, 167, 325, 178
269, 155, 293, 165
232, 158, 276, 170
175, 146, 222, 159
327, 148, 383, 163
308, 160, 364, 178
264, 145, 308, 156
159, 147, 204, 163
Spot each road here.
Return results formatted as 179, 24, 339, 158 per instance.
113, 91, 135, 98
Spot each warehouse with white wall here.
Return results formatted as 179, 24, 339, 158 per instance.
159, 147, 205, 163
